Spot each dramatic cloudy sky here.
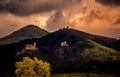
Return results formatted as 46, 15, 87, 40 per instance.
0, 0, 120, 39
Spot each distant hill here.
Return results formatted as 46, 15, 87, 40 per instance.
0, 27, 120, 75
0, 24, 48, 45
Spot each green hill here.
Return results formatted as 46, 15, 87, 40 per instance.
0, 27, 120, 75
76, 39, 120, 61
38, 28, 120, 51
51, 38, 120, 63
34, 28, 120, 73
0, 24, 48, 45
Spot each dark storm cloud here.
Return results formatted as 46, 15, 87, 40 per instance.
0, 0, 120, 39
0, 0, 82, 16
96, 0, 120, 6
114, 18, 120, 25
89, 10, 102, 19
46, 11, 69, 31
83, 10, 103, 24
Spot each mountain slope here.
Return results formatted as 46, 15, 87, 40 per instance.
0, 24, 48, 45
0, 27, 120, 74
49, 39, 120, 73
77, 39, 118, 61
34, 28, 120, 72
38, 28, 120, 51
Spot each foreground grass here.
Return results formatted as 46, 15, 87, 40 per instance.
51, 73, 115, 77
0, 73, 116, 77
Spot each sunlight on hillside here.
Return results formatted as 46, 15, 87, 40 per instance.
51, 73, 115, 77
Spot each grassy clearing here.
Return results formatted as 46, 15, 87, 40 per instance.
51, 73, 115, 77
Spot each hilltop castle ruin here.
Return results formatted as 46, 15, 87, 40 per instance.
25, 42, 38, 50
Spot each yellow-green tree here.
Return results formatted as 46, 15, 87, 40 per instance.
15, 57, 50, 77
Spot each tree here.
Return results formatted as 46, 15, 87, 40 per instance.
15, 57, 50, 77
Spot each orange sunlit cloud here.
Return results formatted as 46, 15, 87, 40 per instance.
0, 0, 120, 39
